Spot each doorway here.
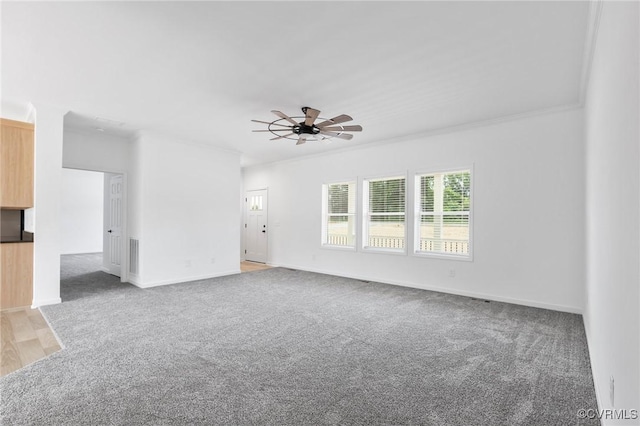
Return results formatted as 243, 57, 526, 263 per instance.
245, 189, 268, 263
60, 168, 104, 257
60, 168, 126, 287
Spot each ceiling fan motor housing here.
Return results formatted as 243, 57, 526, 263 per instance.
293, 123, 320, 135
296, 106, 320, 135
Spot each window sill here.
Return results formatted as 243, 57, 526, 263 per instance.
413, 251, 473, 262
362, 247, 407, 256
321, 244, 356, 252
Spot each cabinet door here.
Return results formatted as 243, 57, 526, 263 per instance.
0, 243, 33, 309
1, 119, 34, 208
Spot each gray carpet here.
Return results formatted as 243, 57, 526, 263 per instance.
0, 254, 598, 425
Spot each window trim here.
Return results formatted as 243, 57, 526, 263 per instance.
362, 172, 408, 255
413, 166, 474, 261
321, 180, 357, 251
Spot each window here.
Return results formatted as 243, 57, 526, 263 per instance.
415, 169, 471, 257
363, 176, 406, 252
249, 194, 263, 211
322, 181, 356, 248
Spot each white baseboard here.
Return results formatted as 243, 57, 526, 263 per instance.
128, 269, 241, 289
127, 275, 141, 286
31, 297, 62, 308
271, 262, 583, 314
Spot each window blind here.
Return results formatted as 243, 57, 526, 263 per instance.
322, 181, 356, 247
364, 176, 406, 250
416, 170, 471, 256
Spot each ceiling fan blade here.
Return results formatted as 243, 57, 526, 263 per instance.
252, 128, 292, 132
251, 119, 292, 128
316, 114, 353, 128
271, 110, 300, 126
320, 125, 362, 132
270, 133, 294, 140
319, 130, 354, 140
304, 108, 320, 126
296, 136, 307, 145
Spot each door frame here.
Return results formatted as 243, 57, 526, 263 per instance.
62, 166, 128, 283
244, 187, 268, 263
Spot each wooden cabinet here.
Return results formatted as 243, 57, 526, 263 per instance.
1, 119, 34, 208
0, 243, 33, 309
1, 118, 34, 309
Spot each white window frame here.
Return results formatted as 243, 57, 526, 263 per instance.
362, 173, 407, 255
321, 180, 357, 251
413, 166, 473, 261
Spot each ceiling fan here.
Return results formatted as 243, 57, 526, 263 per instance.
252, 107, 363, 145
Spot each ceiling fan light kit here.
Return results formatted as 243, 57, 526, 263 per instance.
252, 107, 363, 145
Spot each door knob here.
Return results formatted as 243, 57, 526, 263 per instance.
262, 230, 266, 233
107, 230, 112, 233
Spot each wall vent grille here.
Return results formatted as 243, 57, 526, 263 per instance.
129, 238, 139, 275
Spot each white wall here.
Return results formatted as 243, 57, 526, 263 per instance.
60, 168, 103, 254
244, 108, 585, 313
63, 128, 130, 173
129, 132, 241, 287
62, 123, 242, 287
584, 2, 639, 423
32, 103, 65, 307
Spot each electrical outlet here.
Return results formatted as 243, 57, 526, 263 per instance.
610, 376, 615, 406
311, 254, 316, 261
211, 257, 216, 264
184, 260, 192, 268
449, 269, 456, 278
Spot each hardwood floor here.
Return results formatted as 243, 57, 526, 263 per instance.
1, 307, 61, 377
240, 261, 272, 273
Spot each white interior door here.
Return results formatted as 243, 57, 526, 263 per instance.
106, 174, 122, 276
245, 189, 268, 263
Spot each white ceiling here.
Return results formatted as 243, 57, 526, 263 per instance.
1, 1, 591, 166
